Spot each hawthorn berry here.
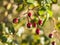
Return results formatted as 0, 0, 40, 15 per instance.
49, 33, 53, 38
13, 18, 18, 23
33, 22, 37, 27
36, 28, 40, 34
27, 22, 32, 28
28, 12, 32, 17
52, 41, 56, 45
38, 19, 43, 25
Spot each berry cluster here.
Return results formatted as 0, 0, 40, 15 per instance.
27, 12, 43, 35
12, 12, 56, 45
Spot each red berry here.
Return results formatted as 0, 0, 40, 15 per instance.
27, 22, 32, 28
49, 33, 53, 38
38, 20, 43, 25
36, 28, 40, 34
52, 41, 56, 45
13, 18, 18, 23
28, 12, 32, 17
33, 22, 37, 27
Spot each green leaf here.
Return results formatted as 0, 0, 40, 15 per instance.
8, 25, 15, 34
41, 7, 46, 11
52, 0, 57, 4
1, 36, 7, 43
45, 40, 50, 45
6, 23, 15, 34
27, 0, 35, 4
38, 10, 45, 15
31, 16, 38, 23
56, 22, 60, 30
38, 7, 46, 15
44, 36, 49, 41
37, 39, 40, 43
46, 4, 51, 8
37, 0, 42, 5
46, 0, 52, 4
47, 10, 53, 17
42, 16, 47, 26
17, 4, 24, 12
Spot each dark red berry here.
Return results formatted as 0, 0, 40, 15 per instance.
28, 12, 32, 17
38, 20, 43, 25
27, 22, 32, 28
36, 28, 40, 34
33, 22, 37, 27
13, 18, 18, 23
49, 33, 53, 38
52, 41, 56, 45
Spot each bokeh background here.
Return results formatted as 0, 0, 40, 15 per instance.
0, 0, 60, 45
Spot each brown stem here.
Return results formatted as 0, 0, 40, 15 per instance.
23, 6, 39, 15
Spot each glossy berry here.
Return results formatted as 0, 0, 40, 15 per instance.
52, 41, 56, 45
49, 33, 53, 38
27, 22, 32, 28
33, 22, 37, 27
38, 20, 43, 25
13, 18, 18, 23
28, 12, 32, 17
36, 28, 40, 34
